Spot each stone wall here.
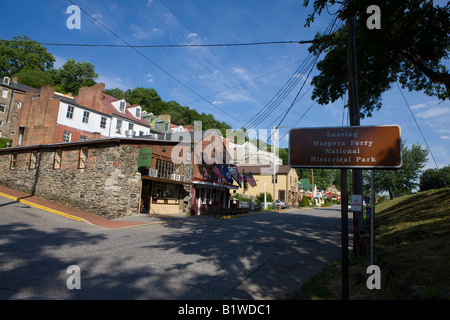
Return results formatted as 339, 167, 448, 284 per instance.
0, 141, 141, 218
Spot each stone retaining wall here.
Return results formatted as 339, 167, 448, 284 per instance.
0, 141, 141, 218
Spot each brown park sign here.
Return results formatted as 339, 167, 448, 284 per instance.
289, 125, 402, 169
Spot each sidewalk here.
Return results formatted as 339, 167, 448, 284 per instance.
0, 185, 155, 229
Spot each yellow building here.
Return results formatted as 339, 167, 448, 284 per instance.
236, 165, 299, 205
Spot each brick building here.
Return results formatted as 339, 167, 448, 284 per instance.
12, 83, 152, 147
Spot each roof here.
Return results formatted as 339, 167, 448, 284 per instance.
236, 165, 294, 175
101, 94, 151, 127
0, 78, 40, 93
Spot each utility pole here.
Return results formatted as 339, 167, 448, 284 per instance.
347, 8, 365, 256
273, 126, 277, 202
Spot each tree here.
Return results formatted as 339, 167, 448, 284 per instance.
419, 166, 450, 191
12, 67, 54, 88
124, 87, 163, 112
303, 0, 449, 118
363, 142, 429, 198
104, 88, 126, 100
54, 59, 98, 95
0, 36, 55, 76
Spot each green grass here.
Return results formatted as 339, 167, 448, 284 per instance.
286, 188, 450, 300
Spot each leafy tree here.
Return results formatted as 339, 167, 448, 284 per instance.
125, 87, 163, 111
0, 35, 55, 76
54, 59, 98, 95
297, 168, 341, 191
303, 0, 449, 118
419, 166, 450, 191
363, 142, 429, 198
12, 67, 54, 88
104, 88, 126, 100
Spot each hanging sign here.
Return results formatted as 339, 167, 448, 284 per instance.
289, 125, 401, 169
138, 147, 153, 167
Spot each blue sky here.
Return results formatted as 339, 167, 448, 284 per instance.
2, 0, 449, 169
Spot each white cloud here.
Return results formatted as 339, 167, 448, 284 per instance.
130, 24, 151, 39
145, 74, 154, 83
53, 55, 67, 69
231, 67, 251, 82
416, 107, 450, 119
410, 103, 427, 110
186, 33, 198, 39
97, 75, 130, 91
440, 135, 450, 140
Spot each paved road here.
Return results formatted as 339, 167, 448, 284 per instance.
0, 196, 349, 300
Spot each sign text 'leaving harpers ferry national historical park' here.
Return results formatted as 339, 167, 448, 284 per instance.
288, 125, 402, 169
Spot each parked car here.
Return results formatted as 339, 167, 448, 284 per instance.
275, 199, 289, 209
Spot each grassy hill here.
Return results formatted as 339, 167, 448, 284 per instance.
287, 188, 450, 300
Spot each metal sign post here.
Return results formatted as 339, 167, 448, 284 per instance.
288, 125, 401, 300
341, 169, 349, 300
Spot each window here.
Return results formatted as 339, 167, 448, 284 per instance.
0, 104, 5, 112
155, 159, 179, 179
2, 89, 8, 99
62, 131, 71, 143
82, 111, 89, 123
128, 123, 134, 130
53, 149, 62, 169
66, 105, 74, 119
29, 150, 38, 169
116, 119, 122, 133
78, 148, 88, 169
10, 153, 17, 170
135, 108, 141, 118
18, 126, 25, 146
80, 135, 87, 141
119, 101, 125, 113
164, 122, 169, 132
100, 117, 107, 128
0, 120, 3, 126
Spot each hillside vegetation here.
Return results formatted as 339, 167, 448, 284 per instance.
290, 188, 450, 300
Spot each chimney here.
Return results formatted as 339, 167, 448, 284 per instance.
12, 77, 18, 83
75, 83, 108, 113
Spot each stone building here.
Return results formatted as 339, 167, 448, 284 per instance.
0, 132, 241, 218
0, 76, 39, 141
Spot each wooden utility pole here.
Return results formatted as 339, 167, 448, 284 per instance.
347, 12, 365, 256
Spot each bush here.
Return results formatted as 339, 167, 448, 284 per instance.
0, 138, 13, 149
300, 197, 311, 207
256, 192, 273, 210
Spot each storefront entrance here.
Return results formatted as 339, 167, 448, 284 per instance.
140, 176, 192, 215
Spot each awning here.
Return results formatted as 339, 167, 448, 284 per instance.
192, 179, 239, 190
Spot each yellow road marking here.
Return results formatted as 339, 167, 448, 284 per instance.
0, 192, 84, 222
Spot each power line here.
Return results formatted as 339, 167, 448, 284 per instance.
396, 82, 449, 190
66, 0, 244, 125
261, 12, 343, 144
0, 39, 316, 48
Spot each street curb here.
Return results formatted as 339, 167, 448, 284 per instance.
0, 191, 85, 223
